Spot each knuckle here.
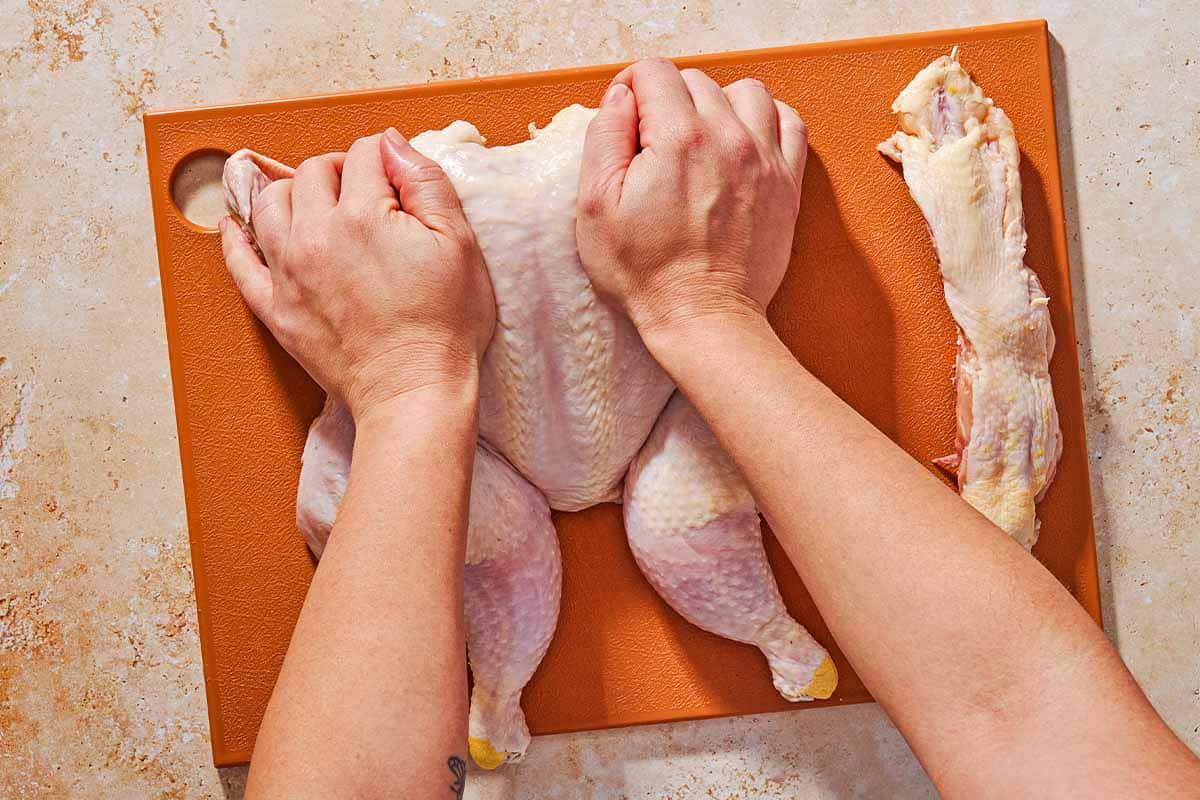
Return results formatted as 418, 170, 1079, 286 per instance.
726, 130, 758, 166
729, 76, 767, 95
451, 232, 479, 262
348, 133, 380, 156
778, 102, 808, 137
672, 121, 707, 151
270, 309, 293, 337
296, 153, 321, 172
343, 204, 378, 232
577, 188, 604, 219
577, 177, 612, 216
637, 56, 674, 73
255, 182, 287, 212
250, 193, 286, 232
274, 318, 301, 351
248, 199, 271, 227
409, 160, 449, 186
792, 115, 809, 142
776, 98, 802, 120
294, 152, 336, 181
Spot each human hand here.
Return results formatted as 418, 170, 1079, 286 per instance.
220, 129, 495, 419
576, 59, 808, 337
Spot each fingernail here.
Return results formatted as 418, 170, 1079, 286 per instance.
601, 83, 629, 107
383, 127, 405, 150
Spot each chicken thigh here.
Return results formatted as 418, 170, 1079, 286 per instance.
879, 51, 1062, 548
224, 103, 834, 769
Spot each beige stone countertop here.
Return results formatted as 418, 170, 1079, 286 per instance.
1, 1, 1196, 797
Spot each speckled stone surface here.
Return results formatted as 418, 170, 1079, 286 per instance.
1, 2, 1196, 798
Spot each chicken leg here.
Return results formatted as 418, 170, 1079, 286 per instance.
462, 446, 561, 769
623, 393, 836, 701
292, 400, 561, 770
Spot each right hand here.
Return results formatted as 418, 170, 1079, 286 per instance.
220, 129, 496, 419
576, 59, 808, 337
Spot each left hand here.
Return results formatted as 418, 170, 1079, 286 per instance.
220, 129, 496, 418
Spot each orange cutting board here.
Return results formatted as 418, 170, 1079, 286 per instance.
144, 19, 1100, 766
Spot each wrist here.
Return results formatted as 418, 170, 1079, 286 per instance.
639, 304, 775, 367
629, 282, 766, 344
349, 365, 480, 430
344, 339, 482, 422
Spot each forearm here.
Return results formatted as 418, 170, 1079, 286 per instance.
246, 382, 477, 800
644, 313, 1194, 795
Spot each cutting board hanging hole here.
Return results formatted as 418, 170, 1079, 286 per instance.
170, 149, 230, 231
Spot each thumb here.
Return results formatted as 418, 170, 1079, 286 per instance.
379, 128, 466, 234
579, 82, 638, 212
219, 215, 273, 324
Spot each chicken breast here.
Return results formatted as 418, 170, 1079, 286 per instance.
879, 51, 1063, 548
412, 107, 677, 513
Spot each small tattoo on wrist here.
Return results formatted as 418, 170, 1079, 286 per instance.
448, 755, 466, 798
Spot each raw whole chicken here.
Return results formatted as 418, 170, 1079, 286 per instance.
224, 103, 835, 770
879, 52, 1063, 548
